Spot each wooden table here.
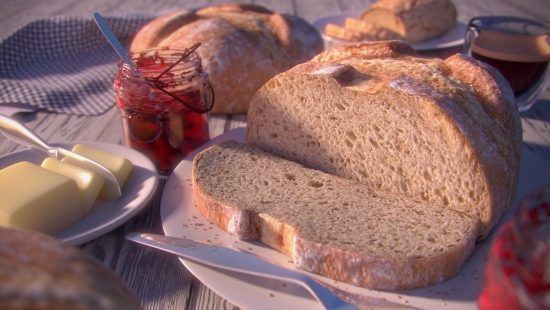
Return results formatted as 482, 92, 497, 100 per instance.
1, 1, 549, 309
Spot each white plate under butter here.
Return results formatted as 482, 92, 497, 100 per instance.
0, 142, 158, 246
312, 11, 467, 51
161, 127, 550, 310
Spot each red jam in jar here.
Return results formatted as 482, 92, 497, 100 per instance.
479, 185, 550, 309
114, 47, 213, 171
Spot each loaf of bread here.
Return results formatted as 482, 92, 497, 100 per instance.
192, 140, 478, 290
246, 40, 522, 239
325, 0, 456, 44
0, 227, 141, 310
360, 0, 457, 43
130, 3, 324, 114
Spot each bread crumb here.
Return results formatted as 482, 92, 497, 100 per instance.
268, 293, 274, 297
247, 247, 253, 250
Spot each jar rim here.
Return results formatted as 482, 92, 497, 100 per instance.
120, 47, 202, 73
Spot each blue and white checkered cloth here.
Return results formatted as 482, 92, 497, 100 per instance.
0, 13, 159, 115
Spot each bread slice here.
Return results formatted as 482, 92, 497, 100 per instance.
192, 140, 478, 290
325, 23, 373, 42
246, 41, 522, 239
325, 18, 404, 42
360, 0, 457, 43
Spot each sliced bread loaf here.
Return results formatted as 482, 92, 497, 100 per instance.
246, 41, 522, 239
192, 140, 478, 290
359, 0, 457, 43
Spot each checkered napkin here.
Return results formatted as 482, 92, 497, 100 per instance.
0, 13, 159, 115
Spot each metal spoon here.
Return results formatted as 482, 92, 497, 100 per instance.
93, 12, 134, 68
0, 114, 121, 197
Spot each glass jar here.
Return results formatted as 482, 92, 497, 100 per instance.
478, 185, 550, 309
114, 46, 213, 172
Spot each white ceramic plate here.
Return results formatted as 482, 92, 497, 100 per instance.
312, 11, 467, 51
0, 142, 158, 246
160, 128, 550, 310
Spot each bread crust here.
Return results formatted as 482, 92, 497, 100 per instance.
130, 4, 323, 114
247, 41, 522, 239
360, 0, 457, 43
0, 227, 141, 309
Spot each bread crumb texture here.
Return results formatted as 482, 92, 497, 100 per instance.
247, 41, 521, 240
193, 141, 478, 290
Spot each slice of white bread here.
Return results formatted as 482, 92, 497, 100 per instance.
359, 0, 457, 43
246, 41, 522, 239
192, 140, 478, 290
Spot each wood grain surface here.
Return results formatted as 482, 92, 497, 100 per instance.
1, 1, 549, 309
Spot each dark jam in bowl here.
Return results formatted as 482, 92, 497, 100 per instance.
114, 48, 211, 171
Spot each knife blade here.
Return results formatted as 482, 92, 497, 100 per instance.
125, 232, 417, 310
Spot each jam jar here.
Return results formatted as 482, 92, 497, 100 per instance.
114, 46, 213, 172
478, 185, 550, 309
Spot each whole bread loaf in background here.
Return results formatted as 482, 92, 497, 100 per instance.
0, 227, 141, 310
130, 3, 324, 114
246, 40, 522, 239
360, 0, 457, 43
193, 140, 478, 290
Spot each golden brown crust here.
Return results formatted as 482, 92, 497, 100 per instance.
130, 9, 198, 50
293, 228, 476, 291
0, 227, 141, 310
312, 40, 417, 63
130, 4, 323, 114
360, 0, 457, 43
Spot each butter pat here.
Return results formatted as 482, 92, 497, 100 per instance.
41, 158, 105, 215
0, 161, 83, 235
62, 144, 133, 201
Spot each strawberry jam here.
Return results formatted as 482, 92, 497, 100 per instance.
479, 185, 550, 309
114, 47, 213, 171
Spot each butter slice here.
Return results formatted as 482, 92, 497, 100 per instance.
62, 144, 133, 201
0, 161, 82, 235
41, 158, 105, 215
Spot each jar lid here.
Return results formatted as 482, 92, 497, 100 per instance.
470, 16, 550, 62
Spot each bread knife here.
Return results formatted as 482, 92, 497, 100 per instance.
125, 232, 417, 310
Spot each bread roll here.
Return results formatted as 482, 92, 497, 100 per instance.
360, 0, 457, 43
130, 4, 324, 114
0, 227, 141, 310
246, 40, 522, 239
192, 140, 478, 290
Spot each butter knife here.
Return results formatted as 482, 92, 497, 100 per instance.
125, 233, 416, 310
0, 114, 121, 196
